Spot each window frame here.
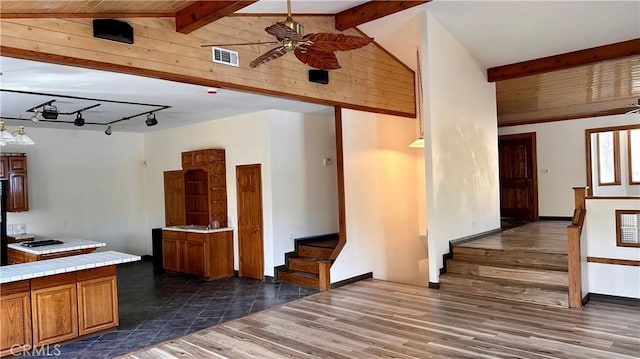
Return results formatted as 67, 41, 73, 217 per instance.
628, 129, 640, 185
596, 131, 621, 186
615, 209, 640, 248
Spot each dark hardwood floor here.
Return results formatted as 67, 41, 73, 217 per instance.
121, 279, 640, 358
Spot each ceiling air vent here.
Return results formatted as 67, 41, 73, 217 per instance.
212, 47, 239, 67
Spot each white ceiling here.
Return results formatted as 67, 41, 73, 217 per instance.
1, 0, 638, 133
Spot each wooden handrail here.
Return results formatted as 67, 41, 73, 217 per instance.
568, 187, 587, 308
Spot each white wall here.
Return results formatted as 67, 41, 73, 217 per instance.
499, 114, 639, 216
4, 127, 148, 254
143, 110, 338, 276
333, 109, 428, 286
584, 198, 640, 298
268, 111, 339, 268
422, 13, 501, 284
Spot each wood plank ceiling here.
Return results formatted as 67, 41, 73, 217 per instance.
1, 0, 637, 126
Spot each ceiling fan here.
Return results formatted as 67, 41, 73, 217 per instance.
201, 0, 374, 70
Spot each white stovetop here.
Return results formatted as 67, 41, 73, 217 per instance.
8, 238, 106, 255
0, 251, 141, 284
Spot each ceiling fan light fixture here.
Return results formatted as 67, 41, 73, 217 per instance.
74, 112, 85, 127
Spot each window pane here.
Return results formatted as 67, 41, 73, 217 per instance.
598, 132, 616, 184
630, 129, 640, 183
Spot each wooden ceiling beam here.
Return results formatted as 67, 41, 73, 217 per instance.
334, 1, 429, 31
488, 38, 640, 82
175, 1, 258, 34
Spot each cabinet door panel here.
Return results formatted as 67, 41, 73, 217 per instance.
0, 292, 32, 357
164, 171, 186, 226
31, 283, 78, 346
162, 238, 179, 272
77, 276, 118, 336
0, 157, 7, 180
8, 172, 28, 212
185, 235, 205, 276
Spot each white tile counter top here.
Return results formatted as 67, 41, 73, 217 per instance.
8, 238, 106, 255
162, 226, 234, 234
0, 251, 141, 284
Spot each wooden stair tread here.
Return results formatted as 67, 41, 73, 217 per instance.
299, 238, 339, 248
452, 246, 568, 271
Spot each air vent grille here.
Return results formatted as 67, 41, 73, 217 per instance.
212, 47, 239, 67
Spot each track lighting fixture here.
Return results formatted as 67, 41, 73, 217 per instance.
30, 111, 43, 123
145, 113, 158, 127
74, 112, 85, 127
41, 104, 58, 120
104, 125, 112, 136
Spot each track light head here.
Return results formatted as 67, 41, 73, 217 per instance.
145, 113, 158, 127
41, 104, 58, 120
74, 112, 85, 127
30, 111, 43, 123
104, 125, 112, 136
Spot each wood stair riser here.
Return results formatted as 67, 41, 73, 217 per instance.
453, 247, 568, 271
297, 245, 333, 259
446, 259, 568, 287
439, 274, 568, 307
278, 271, 319, 289
288, 258, 320, 274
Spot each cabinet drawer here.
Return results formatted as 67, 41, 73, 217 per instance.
162, 230, 187, 240
8, 157, 27, 172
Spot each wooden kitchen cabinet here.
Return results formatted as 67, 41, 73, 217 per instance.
163, 170, 186, 227
31, 275, 78, 346
1, 154, 29, 212
77, 267, 118, 336
162, 229, 233, 280
164, 149, 227, 228
0, 281, 32, 357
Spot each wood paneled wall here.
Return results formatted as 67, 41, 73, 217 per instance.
0, 16, 415, 117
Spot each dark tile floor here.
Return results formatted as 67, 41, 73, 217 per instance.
37, 260, 318, 359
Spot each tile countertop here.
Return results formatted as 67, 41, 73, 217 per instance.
162, 226, 234, 234
7, 238, 106, 255
0, 251, 141, 284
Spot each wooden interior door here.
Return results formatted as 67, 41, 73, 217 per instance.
236, 164, 264, 280
499, 133, 539, 221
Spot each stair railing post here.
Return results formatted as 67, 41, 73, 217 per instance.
318, 261, 331, 292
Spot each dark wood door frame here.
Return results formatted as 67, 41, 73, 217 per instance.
499, 132, 539, 221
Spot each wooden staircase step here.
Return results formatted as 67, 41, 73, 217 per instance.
439, 273, 569, 307
288, 257, 321, 274
446, 259, 568, 286
452, 247, 568, 271
278, 270, 319, 289
297, 245, 333, 259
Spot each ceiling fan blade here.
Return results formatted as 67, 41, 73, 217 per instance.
201, 41, 280, 47
265, 22, 302, 41
294, 47, 341, 70
303, 33, 374, 52
249, 46, 288, 68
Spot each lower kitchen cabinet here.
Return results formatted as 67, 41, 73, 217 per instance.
162, 229, 233, 280
0, 266, 120, 352
31, 274, 79, 346
77, 268, 118, 336
0, 281, 32, 357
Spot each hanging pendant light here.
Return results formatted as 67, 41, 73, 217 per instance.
0, 120, 17, 145
409, 49, 425, 148
12, 126, 35, 145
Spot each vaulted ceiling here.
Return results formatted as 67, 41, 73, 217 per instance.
1, 0, 638, 130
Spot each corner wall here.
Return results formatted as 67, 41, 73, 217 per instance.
422, 13, 501, 284
5, 127, 148, 254
333, 109, 428, 286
